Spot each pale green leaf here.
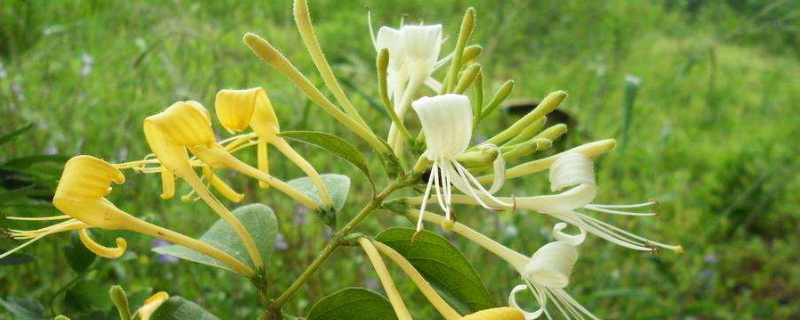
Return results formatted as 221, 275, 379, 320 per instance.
151, 296, 219, 320
287, 174, 350, 228
153, 203, 277, 273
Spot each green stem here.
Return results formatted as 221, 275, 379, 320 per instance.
267, 180, 412, 315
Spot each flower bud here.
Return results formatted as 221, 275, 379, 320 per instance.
136, 292, 169, 320
413, 94, 473, 160
522, 241, 578, 288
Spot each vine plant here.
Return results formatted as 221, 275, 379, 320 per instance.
2, 1, 682, 319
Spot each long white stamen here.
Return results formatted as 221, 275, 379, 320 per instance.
431, 161, 449, 214
454, 160, 512, 207
416, 163, 437, 232
555, 289, 599, 320
449, 161, 492, 209
584, 205, 656, 216
582, 214, 682, 251
443, 162, 453, 220
590, 201, 657, 209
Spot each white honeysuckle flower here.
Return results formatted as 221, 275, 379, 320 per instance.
508, 153, 682, 252
401, 24, 443, 83
508, 241, 599, 320
416, 151, 681, 252
413, 94, 509, 231
368, 14, 450, 154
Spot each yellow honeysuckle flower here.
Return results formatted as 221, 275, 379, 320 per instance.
462, 307, 525, 320
135, 291, 169, 320
145, 100, 321, 210
1, 156, 254, 276
215, 87, 332, 206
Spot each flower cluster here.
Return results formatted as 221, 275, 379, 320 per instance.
1, 1, 683, 319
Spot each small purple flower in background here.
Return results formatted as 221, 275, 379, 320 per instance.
293, 205, 309, 225
151, 239, 179, 263
11, 81, 24, 101
44, 144, 58, 155
704, 253, 718, 264
116, 146, 129, 162
364, 276, 380, 291
274, 233, 289, 250
699, 269, 715, 280
80, 53, 94, 76
0, 62, 6, 79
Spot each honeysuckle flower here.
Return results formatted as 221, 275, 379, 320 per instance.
412, 94, 510, 232
134, 291, 169, 320
506, 153, 682, 252
418, 151, 681, 252
215, 87, 332, 206
0, 156, 254, 276
410, 211, 597, 320
507, 241, 598, 320
369, 16, 447, 155
144, 100, 320, 211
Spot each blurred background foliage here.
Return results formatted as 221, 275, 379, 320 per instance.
1, 0, 799, 319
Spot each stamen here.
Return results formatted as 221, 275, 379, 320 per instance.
447, 160, 492, 209
431, 161, 449, 214
453, 160, 512, 207
5, 215, 71, 221
584, 204, 656, 217
590, 201, 657, 209
416, 162, 437, 233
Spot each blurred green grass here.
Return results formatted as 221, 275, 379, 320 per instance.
1, 0, 799, 319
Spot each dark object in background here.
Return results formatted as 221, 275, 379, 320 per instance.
503, 99, 577, 130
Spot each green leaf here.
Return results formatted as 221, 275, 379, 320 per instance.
307, 288, 398, 320
376, 228, 494, 313
0, 123, 33, 146
280, 131, 373, 185
287, 174, 350, 228
151, 296, 219, 320
153, 203, 277, 273
63, 231, 97, 273
0, 297, 46, 320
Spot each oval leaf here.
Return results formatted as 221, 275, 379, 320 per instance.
153, 203, 277, 273
151, 296, 219, 320
307, 288, 398, 320
0, 297, 46, 320
376, 228, 494, 313
280, 131, 373, 185
288, 174, 350, 228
